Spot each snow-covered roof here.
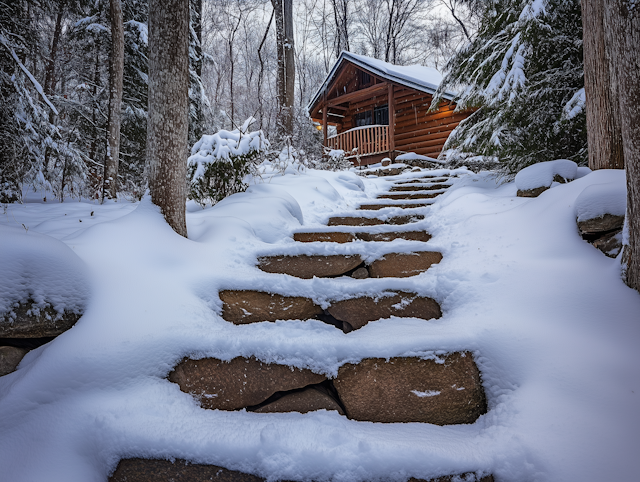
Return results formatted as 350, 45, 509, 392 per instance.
308, 51, 454, 113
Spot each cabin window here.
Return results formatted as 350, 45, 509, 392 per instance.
374, 104, 389, 125
354, 110, 373, 127
359, 70, 371, 86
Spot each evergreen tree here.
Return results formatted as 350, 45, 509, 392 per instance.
433, 0, 587, 173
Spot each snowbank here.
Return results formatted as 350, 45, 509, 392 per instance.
0, 225, 89, 318
395, 152, 445, 165
514, 159, 577, 191
575, 170, 627, 222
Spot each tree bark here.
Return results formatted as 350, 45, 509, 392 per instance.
147, 0, 189, 237
581, 0, 624, 170
102, 0, 125, 201
604, 0, 640, 291
272, 0, 295, 139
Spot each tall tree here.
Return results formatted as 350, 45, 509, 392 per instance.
103, 0, 125, 200
581, 0, 624, 170
147, 0, 189, 237
604, 0, 640, 291
272, 0, 295, 138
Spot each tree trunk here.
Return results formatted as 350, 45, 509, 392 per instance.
147, 0, 189, 237
581, 0, 624, 170
102, 0, 125, 201
272, 0, 294, 139
604, 0, 640, 291
44, 0, 64, 99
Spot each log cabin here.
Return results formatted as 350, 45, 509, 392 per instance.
307, 52, 470, 166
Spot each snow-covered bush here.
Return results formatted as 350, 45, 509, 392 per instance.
188, 124, 269, 207
310, 149, 352, 171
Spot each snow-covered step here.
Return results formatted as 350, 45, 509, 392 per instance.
358, 202, 432, 210
292, 230, 432, 243
109, 458, 494, 481
327, 214, 424, 226
258, 254, 363, 279
327, 291, 441, 331
167, 352, 484, 425
219, 290, 322, 324
390, 183, 451, 192
378, 192, 443, 200
368, 251, 442, 278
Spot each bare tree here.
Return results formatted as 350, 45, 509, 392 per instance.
581, 0, 624, 171
147, 0, 190, 237
603, 0, 640, 292
102, 0, 124, 201
272, 0, 295, 138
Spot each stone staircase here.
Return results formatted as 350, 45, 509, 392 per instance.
109, 170, 493, 482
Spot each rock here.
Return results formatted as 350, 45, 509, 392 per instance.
0, 346, 28, 377
381, 158, 391, 167
253, 385, 344, 415
517, 186, 549, 198
390, 184, 450, 192
292, 232, 355, 243
411, 474, 494, 482
387, 214, 425, 225
169, 356, 326, 410
577, 213, 625, 235
257, 255, 363, 279
378, 192, 440, 200
327, 292, 441, 330
412, 167, 421, 172
351, 267, 369, 279
358, 203, 431, 210
356, 231, 431, 242
109, 458, 264, 482
0, 301, 81, 338
219, 290, 322, 324
368, 251, 443, 278
333, 353, 487, 424
328, 216, 385, 226
592, 229, 623, 258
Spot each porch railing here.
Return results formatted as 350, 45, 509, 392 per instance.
327, 125, 389, 158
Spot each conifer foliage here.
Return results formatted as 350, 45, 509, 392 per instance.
434, 0, 587, 173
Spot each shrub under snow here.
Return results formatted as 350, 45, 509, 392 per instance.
188, 125, 269, 207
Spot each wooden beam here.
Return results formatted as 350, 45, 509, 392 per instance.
322, 92, 327, 148
328, 82, 388, 106
388, 83, 395, 159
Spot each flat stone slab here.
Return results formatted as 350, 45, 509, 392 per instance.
219, 290, 322, 324
110, 459, 493, 482
390, 184, 450, 192
327, 215, 424, 226
334, 353, 487, 424
169, 357, 326, 410
253, 386, 344, 415
378, 192, 440, 200
394, 177, 449, 184
292, 232, 356, 243
357, 231, 431, 242
0, 346, 28, 377
368, 251, 443, 278
327, 292, 442, 330
0, 301, 81, 338
592, 229, 623, 258
110, 459, 264, 482
358, 203, 431, 210
577, 213, 625, 235
257, 255, 363, 279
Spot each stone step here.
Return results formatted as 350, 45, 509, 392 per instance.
169, 356, 326, 411
291, 230, 432, 243
292, 232, 356, 243
368, 251, 442, 278
0, 300, 82, 338
0, 346, 28, 377
333, 352, 487, 424
358, 203, 431, 210
219, 290, 322, 324
378, 192, 441, 200
257, 255, 363, 279
390, 184, 450, 192
327, 214, 424, 226
168, 352, 485, 425
393, 176, 449, 184
327, 292, 441, 331
110, 459, 493, 482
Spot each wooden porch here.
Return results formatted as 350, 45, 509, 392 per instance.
327, 125, 390, 160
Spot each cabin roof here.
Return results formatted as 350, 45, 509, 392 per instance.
307, 51, 455, 114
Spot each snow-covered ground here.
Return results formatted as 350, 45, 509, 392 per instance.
0, 165, 638, 482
